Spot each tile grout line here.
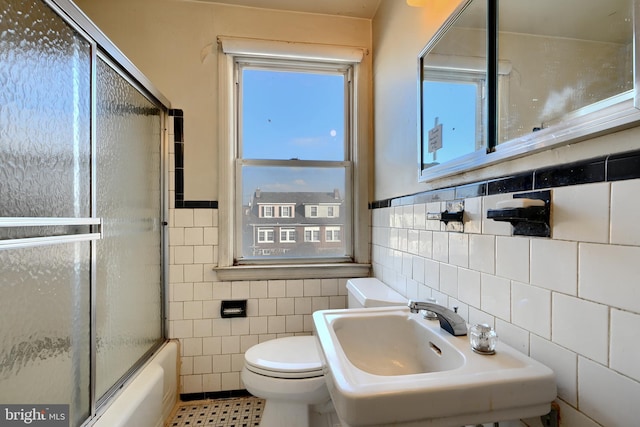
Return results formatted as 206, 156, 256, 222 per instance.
166, 396, 265, 427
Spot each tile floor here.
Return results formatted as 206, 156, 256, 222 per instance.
167, 397, 264, 427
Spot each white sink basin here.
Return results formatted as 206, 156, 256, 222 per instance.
313, 306, 557, 427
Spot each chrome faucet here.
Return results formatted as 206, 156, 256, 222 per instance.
408, 300, 468, 336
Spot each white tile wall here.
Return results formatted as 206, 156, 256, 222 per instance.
495, 236, 530, 283
457, 268, 480, 309
168, 208, 349, 395
611, 179, 640, 245
169, 131, 640, 426
610, 308, 640, 382
480, 273, 511, 321
530, 335, 577, 406
432, 231, 449, 262
511, 281, 550, 339
369, 180, 640, 427
530, 239, 577, 295
578, 357, 640, 426
552, 293, 609, 365
448, 233, 469, 268
579, 242, 640, 313
552, 183, 610, 243
468, 234, 495, 274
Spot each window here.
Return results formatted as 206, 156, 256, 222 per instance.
217, 37, 371, 279
280, 228, 296, 242
258, 228, 275, 243
261, 205, 274, 218
304, 227, 320, 242
326, 226, 341, 242
280, 206, 292, 218
237, 58, 350, 261
327, 206, 335, 217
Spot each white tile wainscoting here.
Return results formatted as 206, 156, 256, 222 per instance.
166, 207, 349, 394
370, 179, 640, 427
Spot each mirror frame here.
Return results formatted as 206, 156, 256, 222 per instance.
418, 0, 640, 183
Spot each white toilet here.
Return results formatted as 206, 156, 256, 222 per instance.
241, 277, 407, 427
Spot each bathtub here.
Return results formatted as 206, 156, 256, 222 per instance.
93, 340, 179, 427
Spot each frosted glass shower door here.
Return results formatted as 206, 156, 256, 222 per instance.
1, 0, 167, 423
0, 0, 93, 425
94, 57, 164, 401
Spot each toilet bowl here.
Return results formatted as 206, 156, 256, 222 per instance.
241, 278, 406, 427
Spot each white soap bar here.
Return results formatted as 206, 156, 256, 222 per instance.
496, 198, 546, 209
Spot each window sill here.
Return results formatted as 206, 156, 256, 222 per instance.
213, 263, 371, 281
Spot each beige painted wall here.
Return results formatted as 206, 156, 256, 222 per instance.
74, 0, 372, 201
373, 0, 640, 201
372, 0, 461, 200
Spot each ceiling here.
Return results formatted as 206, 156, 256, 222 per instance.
191, 0, 382, 19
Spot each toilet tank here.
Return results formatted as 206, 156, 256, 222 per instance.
346, 278, 407, 309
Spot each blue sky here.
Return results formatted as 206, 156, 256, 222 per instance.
242, 69, 344, 161
241, 69, 346, 203
422, 80, 478, 166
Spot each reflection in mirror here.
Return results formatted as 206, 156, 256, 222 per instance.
420, 0, 487, 170
498, 0, 633, 142
419, 0, 637, 181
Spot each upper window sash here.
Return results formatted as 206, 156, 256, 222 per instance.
235, 60, 352, 163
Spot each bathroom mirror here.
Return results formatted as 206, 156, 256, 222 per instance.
419, 0, 639, 182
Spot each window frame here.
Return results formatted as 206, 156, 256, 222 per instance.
304, 227, 321, 242
280, 205, 292, 218
216, 36, 371, 281
325, 226, 341, 242
235, 59, 352, 263
260, 205, 274, 218
257, 227, 275, 243
280, 228, 296, 243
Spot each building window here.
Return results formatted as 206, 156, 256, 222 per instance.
280, 228, 296, 242
280, 206, 292, 218
327, 206, 334, 217
258, 228, 274, 243
309, 206, 318, 218
304, 227, 320, 242
217, 37, 370, 277
261, 205, 274, 218
326, 226, 341, 242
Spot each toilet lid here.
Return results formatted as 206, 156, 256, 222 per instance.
244, 336, 324, 379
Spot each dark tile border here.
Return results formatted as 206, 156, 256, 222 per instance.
533, 157, 606, 189
487, 173, 533, 195
369, 149, 640, 209
180, 389, 253, 402
607, 151, 640, 181
169, 110, 219, 209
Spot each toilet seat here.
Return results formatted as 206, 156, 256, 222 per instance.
244, 336, 323, 379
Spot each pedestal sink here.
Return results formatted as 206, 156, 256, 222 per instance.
313, 307, 556, 427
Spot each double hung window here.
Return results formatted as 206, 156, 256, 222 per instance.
235, 49, 354, 262
217, 37, 370, 279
